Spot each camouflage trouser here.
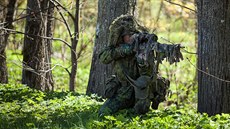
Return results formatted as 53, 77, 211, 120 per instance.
98, 76, 170, 116
98, 95, 135, 117
98, 85, 135, 117
99, 96, 151, 116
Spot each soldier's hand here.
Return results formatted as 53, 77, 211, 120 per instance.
116, 44, 134, 57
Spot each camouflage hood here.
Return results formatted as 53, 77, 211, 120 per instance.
108, 14, 148, 46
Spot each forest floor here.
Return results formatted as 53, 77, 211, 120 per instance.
1, 84, 230, 129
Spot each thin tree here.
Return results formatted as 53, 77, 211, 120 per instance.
0, 0, 8, 84
87, 0, 137, 96
69, 0, 80, 91
0, 0, 17, 83
197, 0, 230, 115
50, 0, 80, 91
22, 0, 54, 90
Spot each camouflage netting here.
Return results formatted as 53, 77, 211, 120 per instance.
108, 14, 148, 46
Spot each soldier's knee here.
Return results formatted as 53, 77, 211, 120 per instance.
134, 99, 151, 114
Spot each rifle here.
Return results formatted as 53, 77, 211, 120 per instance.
124, 32, 182, 101
132, 32, 184, 68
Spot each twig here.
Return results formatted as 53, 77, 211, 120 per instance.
160, 37, 197, 55
0, 27, 72, 48
187, 58, 230, 83
51, 2, 72, 38
0, 5, 54, 26
50, 0, 75, 22
181, 48, 197, 55
2, 53, 71, 81
1, 27, 79, 56
77, 44, 87, 60
49, 1, 79, 71
43, 63, 71, 76
160, 37, 175, 44
8, 59, 50, 82
164, 0, 197, 13
152, 0, 164, 32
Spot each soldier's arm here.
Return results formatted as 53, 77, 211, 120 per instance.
99, 44, 134, 64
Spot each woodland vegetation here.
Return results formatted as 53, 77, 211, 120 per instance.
0, 0, 230, 128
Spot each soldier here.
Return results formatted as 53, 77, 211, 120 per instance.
98, 33, 137, 116
98, 15, 182, 117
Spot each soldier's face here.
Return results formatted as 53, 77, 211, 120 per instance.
123, 35, 132, 44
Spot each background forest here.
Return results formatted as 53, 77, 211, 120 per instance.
0, 0, 230, 128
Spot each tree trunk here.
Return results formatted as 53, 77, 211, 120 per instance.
0, 0, 17, 83
87, 0, 136, 96
22, 0, 54, 91
45, 1, 55, 91
0, 1, 8, 84
197, 0, 230, 116
69, 0, 80, 91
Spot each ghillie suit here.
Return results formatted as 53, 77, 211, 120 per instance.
125, 32, 183, 112
108, 14, 147, 46
98, 15, 141, 116
98, 14, 183, 116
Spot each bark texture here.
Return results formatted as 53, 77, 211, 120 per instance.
0, 0, 8, 84
87, 0, 136, 96
0, 0, 17, 83
22, 0, 54, 91
197, 0, 230, 115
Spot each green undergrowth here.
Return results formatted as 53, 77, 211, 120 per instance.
1, 84, 230, 129
0, 84, 101, 129
6, 50, 90, 93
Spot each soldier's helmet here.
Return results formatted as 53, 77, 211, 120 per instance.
108, 14, 146, 46
121, 29, 134, 37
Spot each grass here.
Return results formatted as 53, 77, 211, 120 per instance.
1, 84, 230, 129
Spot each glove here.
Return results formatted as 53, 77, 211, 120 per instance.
115, 44, 134, 57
